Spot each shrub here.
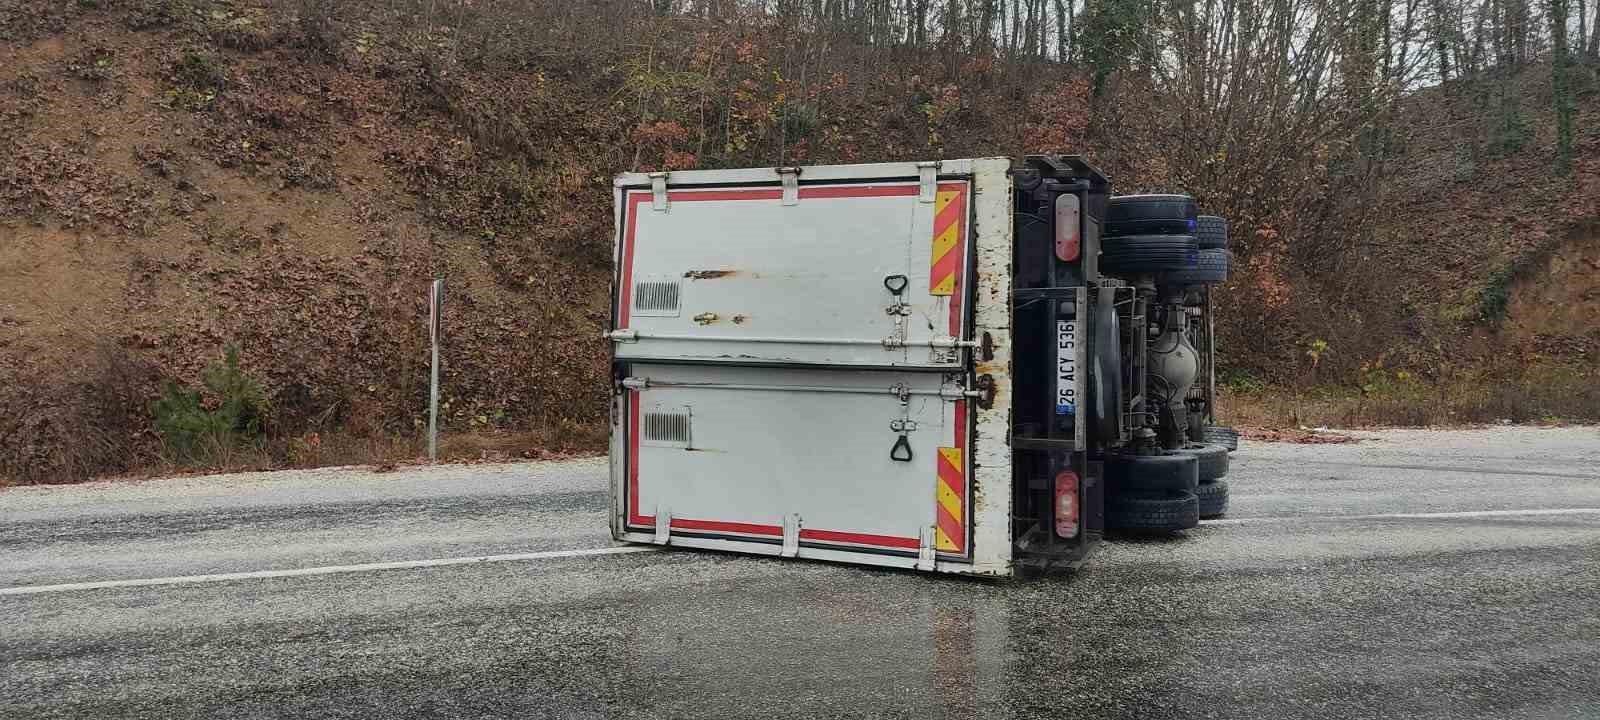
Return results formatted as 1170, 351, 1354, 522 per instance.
1217, 367, 1267, 394
151, 345, 269, 466
172, 50, 228, 91
296, 0, 340, 60
0, 345, 160, 485
1478, 265, 1515, 321
163, 50, 228, 110
125, 0, 205, 32
209, 12, 275, 52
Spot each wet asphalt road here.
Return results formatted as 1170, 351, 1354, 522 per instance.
3, 427, 1599, 719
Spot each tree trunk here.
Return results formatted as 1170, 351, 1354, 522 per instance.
1037, 0, 1047, 59
921, 0, 934, 45
1393, 0, 1416, 86
979, 0, 998, 54
1009, 0, 1021, 58
1430, 0, 1452, 81
1552, 0, 1575, 170
1054, 0, 1068, 58
1476, 3, 1488, 73
1578, 0, 1590, 57
1590, 0, 1600, 57
1517, 0, 1528, 62
1066, 0, 1074, 61
940, 0, 965, 68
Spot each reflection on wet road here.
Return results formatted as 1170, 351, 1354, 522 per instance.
3, 427, 1598, 718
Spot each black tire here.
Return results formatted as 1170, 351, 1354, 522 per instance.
1196, 479, 1229, 519
1203, 425, 1240, 452
1105, 194, 1197, 237
1107, 491, 1200, 532
1102, 451, 1199, 493
1100, 234, 1199, 275
1158, 248, 1230, 288
1196, 215, 1229, 250
1172, 443, 1229, 482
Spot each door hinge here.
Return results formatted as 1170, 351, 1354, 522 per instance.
917, 161, 939, 203
975, 374, 997, 409
781, 513, 801, 558
778, 166, 801, 205
653, 507, 672, 545
649, 172, 669, 212
916, 526, 937, 570
889, 384, 916, 462
941, 383, 977, 400
931, 336, 980, 349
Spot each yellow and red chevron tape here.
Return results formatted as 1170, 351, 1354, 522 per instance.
935, 446, 965, 553
928, 185, 966, 296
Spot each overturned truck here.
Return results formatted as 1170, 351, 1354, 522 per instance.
605, 156, 1237, 578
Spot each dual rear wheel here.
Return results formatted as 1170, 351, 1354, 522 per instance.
1101, 195, 1232, 290
1101, 442, 1232, 533
1098, 195, 1236, 533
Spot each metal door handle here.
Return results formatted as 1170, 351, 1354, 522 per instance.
889, 434, 914, 462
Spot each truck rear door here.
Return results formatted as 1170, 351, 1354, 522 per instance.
608, 160, 1013, 576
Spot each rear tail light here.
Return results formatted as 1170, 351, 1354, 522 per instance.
1054, 194, 1081, 262
1054, 470, 1080, 539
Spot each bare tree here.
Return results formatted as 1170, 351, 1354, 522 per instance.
1578, 0, 1589, 56
1054, 0, 1071, 58
1550, 0, 1575, 169
1590, 0, 1600, 56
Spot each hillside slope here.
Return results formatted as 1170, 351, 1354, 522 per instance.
1263, 63, 1600, 423
1, 1, 1596, 483
1, 2, 621, 480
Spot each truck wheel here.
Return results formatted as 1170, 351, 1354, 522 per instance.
1196, 479, 1229, 519
1105, 194, 1197, 237
1203, 425, 1240, 451
1171, 443, 1229, 482
1092, 287, 1123, 446
1100, 234, 1199, 275
1158, 248, 1229, 288
1107, 491, 1200, 532
1196, 215, 1229, 249
1101, 451, 1198, 493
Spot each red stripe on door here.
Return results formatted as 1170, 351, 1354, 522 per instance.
618, 193, 648, 328
670, 518, 783, 536
800, 528, 921, 549
621, 180, 970, 556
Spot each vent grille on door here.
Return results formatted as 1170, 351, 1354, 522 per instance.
633, 280, 681, 317
642, 410, 691, 446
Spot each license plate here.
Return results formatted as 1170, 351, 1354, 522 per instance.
1056, 319, 1077, 415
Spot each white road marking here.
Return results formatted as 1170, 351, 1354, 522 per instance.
7, 508, 1598, 596
1203, 507, 1600, 526
0, 546, 660, 597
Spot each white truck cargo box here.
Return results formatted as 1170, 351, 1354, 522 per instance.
607, 159, 1017, 576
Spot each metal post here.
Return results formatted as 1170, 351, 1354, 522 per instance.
1205, 286, 1216, 424
428, 279, 444, 462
